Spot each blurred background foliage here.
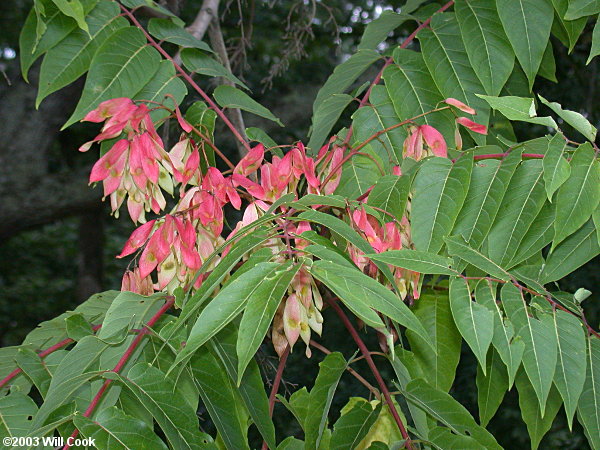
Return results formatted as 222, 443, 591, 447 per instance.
0, 0, 599, 447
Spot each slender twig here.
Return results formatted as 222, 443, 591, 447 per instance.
0, 324, 102, 391
309, 340, 381, 399
119, 4, 251, 154
326, 298, 414, 450
262, 344, 290, 450
63, 297, 174, 450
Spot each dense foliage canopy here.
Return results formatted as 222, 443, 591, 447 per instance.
2, 0, 600, 449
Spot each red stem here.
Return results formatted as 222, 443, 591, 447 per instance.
63, 297, 174, 449
261, 344, 290, 450
118, 4, 251, 155
326, 298, 414, 450
0, 324, 102, 391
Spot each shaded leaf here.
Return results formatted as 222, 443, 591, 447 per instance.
237, 263, 299, 383
64, 26, 162, 128
406, 292, 461, 392
455, 0, 514, 96
496, 0, 554, 88
213, 85, 282, 125
553, 143, 600, 248
308, 93, 353, 152
542, 218, 600, 283
476, 348, 509, 426
577, 337, 600, 450
412, 156, 473, 254
148, 18, 212, 51
403, 379, 502, 449
174, 262, 284, 366
74, 406, 168, 450
449, 277, 494, 371
309, 260, 430, 345
305, 352, 347, 449
542, 132, 571, 201
475, 281, 524, 388
36, 1, 127, 106
445, 235, 511, 281
552, 310, 587, 429
368, 249, 456, 275
501, 284, 557, 415
516, 372, 562, 450
181, 49, 247, 88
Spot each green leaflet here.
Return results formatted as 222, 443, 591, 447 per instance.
0, 393, 38, 438
97, 291, 165, 344
64, 26, 162, 128
501, 284, 558, 415
553, 143, 600, 248
21, 0, 99, 80
329, 398, 380, 449
307, 93, 353, 152
406, 292, 461, 392
403, 379, 502, 449
213, 85, 282, 125
538, 40, 557, 82
565, 0, 600, 19
368, 249, 457, 275
452, 150, 521, 249
475, 281, 524, 388
73, 406, 168, 450
236, 262, 299, 384
542, 132, 571, 201
135, 60, 188, 122
551, 0, 588, 52
476, 348, 509, 426
477, 94, 558, 129
14, 349, 53, 398
383, 48, 455, 142
411, 156, 473, 254
516, 371, 563, 450
147, 18, 212, 52
588, 15, 600, 64
508, 202, 555, 269
181, 49, 247, 89
445, 235, 511, 281
487, 159, 546, 266
111, 363, 212, 450
455, 0, 514, 96
496, 0, 554, 88
30, 336, 108, 429
358, 10, 409, 50
577, 337, 600, 450
191, 349, 250, 450
65, 313, 94, 342
312, 49, 381, 115
418, 13, 489, 144
449, 277, 494, 372
542, 218, 600, 283
304, 352, 347, 449
552, 309, 587, 430
36, 1, 127, 106
351, 84, 407, 164
539, 95, 597, 141
335, 146, 383, 198
50, 0, 91, 35
208, 324, 275, 449
367, 175, 412, 221
298, 209, 398, 288
173, 262, 285, 367
308, 260, 431, 346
